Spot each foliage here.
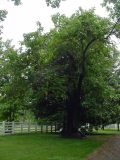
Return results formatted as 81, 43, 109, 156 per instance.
102, 0, 120, 18
45, 0, 64, 8
20, 10, 120, 128
0, 0, 120, 137
9, 0, 21, 5
0, 32, 28, 119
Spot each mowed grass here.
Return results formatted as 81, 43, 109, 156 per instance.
97, 129, 120, 135
0, 133, 110, 160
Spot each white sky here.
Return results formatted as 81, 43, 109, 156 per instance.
0, 0, 108, 48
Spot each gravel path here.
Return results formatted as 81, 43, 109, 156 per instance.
86, 135, 120, 160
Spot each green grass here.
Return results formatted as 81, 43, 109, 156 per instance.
95, 129, 120, 135
0, 133, 110, 160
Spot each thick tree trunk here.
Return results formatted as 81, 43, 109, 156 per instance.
61, 103, 81, 137
61, 39, 97, 137
61, 74, 85, 137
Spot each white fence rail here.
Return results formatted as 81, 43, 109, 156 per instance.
0, 121, 60, 135
105, 124, 119, 129
0, 122, 119, 136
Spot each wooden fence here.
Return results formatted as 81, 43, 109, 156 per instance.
0, 122, 119, 135
0, 121, 61, 135
104, 123, 120, 130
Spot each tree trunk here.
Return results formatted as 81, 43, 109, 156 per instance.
61, 73, 85, 137
61, 100, 81, 137
61, 39, 97, 137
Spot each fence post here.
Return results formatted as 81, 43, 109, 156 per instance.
21, 122, 23, 133
46, 124, 48, 133
51, 124, 52, 133
28, 122, 31, 133
35, 122, 37, 132
41, 123, 43, 133
55, 122, 57, 133
117, 123, 120, 131
2, 121, 5, 135
12, 121, 15, 134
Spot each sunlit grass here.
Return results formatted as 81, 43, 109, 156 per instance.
0, 133, 109, 160
94, 129, 120, 135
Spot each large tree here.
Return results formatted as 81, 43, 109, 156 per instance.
0, 0, 119, 137
49, 10, 119, 136
12, 9, 118, 137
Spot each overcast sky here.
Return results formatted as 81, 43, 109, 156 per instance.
0, 0, 108, 47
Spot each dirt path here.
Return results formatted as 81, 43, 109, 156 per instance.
86, 135, 120, 160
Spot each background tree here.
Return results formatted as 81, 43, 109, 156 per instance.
0, 40, 32, 121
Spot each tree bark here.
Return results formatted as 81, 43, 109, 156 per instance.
62, 39, 97, 137
61, 73, 85, 137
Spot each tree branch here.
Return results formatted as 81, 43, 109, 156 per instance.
105, 17, 120, 39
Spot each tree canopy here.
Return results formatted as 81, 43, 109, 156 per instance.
0, 0, 120, 137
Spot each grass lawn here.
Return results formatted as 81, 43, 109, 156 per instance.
95, 129, 120, 135
0, 133, 111, 160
